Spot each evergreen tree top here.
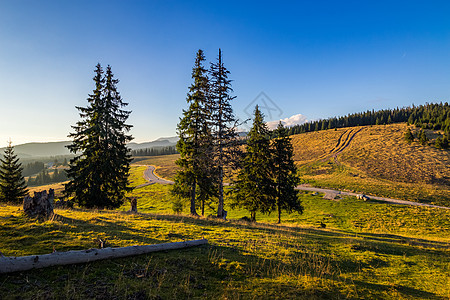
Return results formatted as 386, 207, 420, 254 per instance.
0, 140, 27, 204
248, 105, 270, 138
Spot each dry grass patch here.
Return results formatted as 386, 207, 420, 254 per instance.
292, 124, 450, 206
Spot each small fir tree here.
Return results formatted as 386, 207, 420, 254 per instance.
419, 129, 428, 145
271, 122, 303, 223
442, 135, 449, 149
231, 106, 275, 222
435, 136, 444, 149
404, 128, 415, 143
0, 141, 27, 203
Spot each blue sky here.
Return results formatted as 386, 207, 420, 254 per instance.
1, 1, 450, 147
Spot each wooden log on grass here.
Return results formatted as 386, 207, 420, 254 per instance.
0, 239, 208, 274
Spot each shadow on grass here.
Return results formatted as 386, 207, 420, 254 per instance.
53, 213, 164, 246
350, 279, 441, 299
143, 212, 450, 248
0, 244, 358, 299
0, 215, 445, 299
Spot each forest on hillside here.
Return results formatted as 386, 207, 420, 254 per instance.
131, 146, 177, 157
288, 102, 450, 135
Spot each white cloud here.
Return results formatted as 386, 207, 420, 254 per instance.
266, 114, 308, 130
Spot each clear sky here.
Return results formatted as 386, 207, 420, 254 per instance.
1, 1, 450, 147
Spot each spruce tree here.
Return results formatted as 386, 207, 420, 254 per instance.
435, 136, 444, 149
173, 50, 215, 216
271, 122, 302, 223
404, 128, 415, 143
231, 106, 275, 222
419, 129, 428, 145
64, 64, 133, 209
0, 141, 27, 203
209, 48, 240, 219
442, 134, 449, 149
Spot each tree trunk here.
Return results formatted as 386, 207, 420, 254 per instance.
201, 198, 205, 216
278, 203, 281, 224
190, 179, 198, 216
217, 166, 224, 219
0, 239, 208, 274
250, 211, 256, 222
128, 197, 138, 213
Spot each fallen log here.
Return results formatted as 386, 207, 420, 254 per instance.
0, 239, 208, 274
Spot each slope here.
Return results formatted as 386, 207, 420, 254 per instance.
291, 123, 450, 206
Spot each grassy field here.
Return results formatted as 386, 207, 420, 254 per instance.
2, 126, 448, 299
291, 124, 450, 207
27, 182, 67, 198
1, 186, 449, 299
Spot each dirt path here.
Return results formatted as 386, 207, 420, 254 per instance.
333, 127, 364, 155
327, 127, 364, 163
330, 129, 351, 154
319, 127, 364, 163
135, 165, 174, 189
296, 185, 450, 209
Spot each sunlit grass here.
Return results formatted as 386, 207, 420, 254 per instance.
3, 127, 449, 299
1, 197, 449, 299
291, 124, 450, 206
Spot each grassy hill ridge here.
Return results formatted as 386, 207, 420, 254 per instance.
291, 123, 450, 206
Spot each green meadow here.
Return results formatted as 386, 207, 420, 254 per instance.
0, 165, 449, 299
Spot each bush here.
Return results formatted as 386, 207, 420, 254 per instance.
404, 128, 415, 143
172, 198, 183, 214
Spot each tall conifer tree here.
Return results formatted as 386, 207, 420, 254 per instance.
209, 48, 240, 218
231, 106, 275, 221
0, 141, 27, 203
64, 64, 133, 209
272, 122, 303, 223
173, 50, 215, 216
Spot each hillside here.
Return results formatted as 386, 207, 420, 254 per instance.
135, 124, 449, 206
2, 153, 449, 299
0, 141, 72, 158
0, 138, 178, 159
291, 123, 450, 206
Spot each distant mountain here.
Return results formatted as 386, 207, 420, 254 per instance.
127, 137, 178, 150
1, 137, 179, 158
0, 141, 72, 158
154, 136, 179, 143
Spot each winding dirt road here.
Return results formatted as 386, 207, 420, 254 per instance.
296, 185, 450, 209
134, 165, 174, 189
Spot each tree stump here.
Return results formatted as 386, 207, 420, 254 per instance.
23, 189, 54, 219
127, 197, 138, 213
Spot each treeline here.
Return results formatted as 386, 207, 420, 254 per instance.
22, 161, 45, 177
27, 169, 68, 186
287, 102, 450, 135
22, 157, 70, 178
131, 146, 177, 157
